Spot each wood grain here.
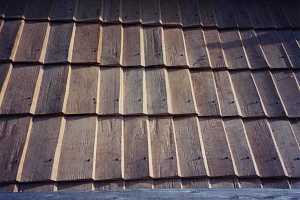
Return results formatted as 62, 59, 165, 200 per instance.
20, 117, 62, 182
65, 65, 98, 114
0, 64, 11, 93
140, 0, 160, 25
179, 0, 201, 27
121, 0, 140, 23
101, 0, 120, 23
44, 23, 74, 63
214, 0, 236, 28
94, 117, 122, 180
98, 67, 122, 114
72, 23, 100, 63
145, 69, 169, 114
149, 117, 177, 178
0, 65, 40, 114
123, 117, 149, 179
183, 29, 210, 68
56, 116, 96, 181
198, 0, 217, 27
199, 118, 234, 177
50, 0, 77, 20
143, 27, 164, 66
232, 0, 252, 28
160, 0, 181, 25
167, 69, 196, 114
75, 0, 101, 21
100, 25, 122, 65
173, 117, 206, 177
247, 0, 275, 29
122, 26, 142, 66
0, 117, 31, 182
35, 65, 69, 114
15, 22, 48, 62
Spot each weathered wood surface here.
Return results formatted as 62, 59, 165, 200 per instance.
143, 27, 164, 66
121, 0, 140, 23
75, 0, 101, 21
160, 0, 181, 25
50, 0, 77, 20
214, 0, 236, 28
141, 0, 160, 25
101, 0, 120, 23
122, 26, 142, 66
24, 0, 52, 19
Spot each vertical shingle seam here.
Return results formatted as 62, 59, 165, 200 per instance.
250, 72, 268, 117
97, 25, 102, 64
39, 22, 50, 63
61, 65, 71, 113
196, 117, 209, 177
226, 71, 242, 116
30, 65, 43, 114
0, 63, 12, 108
121, 116, 125, 179
171, 118, 181, 177
237, 30, 251, 69
10, 20, 24, 61
92, 116, 98, 180
67, 22, 76, 63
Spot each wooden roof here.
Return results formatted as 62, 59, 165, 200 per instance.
0, 0, 300, 192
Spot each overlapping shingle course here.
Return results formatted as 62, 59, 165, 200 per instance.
0, 0, 299, 191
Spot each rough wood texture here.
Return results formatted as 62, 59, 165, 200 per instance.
141, 0, 160, 25
204, 29, 226, 68
163, 28, 187, 66
72, 24, 100, 63
101, 0, 120, 23
122, 26, 142, 66
173, 117, 206, 177
14, 22, 48, 62
20, 117, 62, 182
183, 29, 210, 68
149, 117, 177, 178
44, 23, 74, 63
179, 0, 201, 27
0, 117, 31, 182
50, 0, 77, 20
244, 120, 285, 177
123, 117, 149, 180
0, 64, 11, 92
168, 69, 196, 114
121, 0, 140, 23
145, 69, 169, 114
143, 27, 164, 66
0, 65, 40, 114
213, 71, 239, 116
95, 117, 122, 180
56, 117, 96, 181
66, 66, 98, 114
230, 71, 264, 117
199, 119, 234, 177
160, 0, 181, 25
198, 0, 217, 27
247, 0, 275, 29
75, 0, 101, 21
272, 71, 300, 117
24, 0, 52, 19
35, 65, 69, 114
191, 71, 220, 116
214, 0, 236, 28
223, 119, 256, 177
232, 0, 252, 28
98, 67, 122, 114
0, 20, 22, 60
100, 25, 122, 65
219, 30, 249, 69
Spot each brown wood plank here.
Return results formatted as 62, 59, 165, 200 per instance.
173, 117, 206, 177
4, 0, 28, 18
252, 71, 285, 117
50, 0, 77, 20
239, 30, 268, 69
198, 0, 217, 27
213, 71, 239, 116
140, 0, 160, 25
167, 69, 196, 114
243, 119, 285, 177
0, 65, 40, 114
179, 0, 201, 27
149, 117, 177, 178
219, 30, 249, 69
0, 117, 31, 182
160, 0, 181, 25
0, 20, 22, 60
183, 29, 210, 68
232, 0, 252, 28
199, 118, 234, 177
14, 22, 48, 62
163, 28, 187, 66
98, 67, 122, 114
0, 64, 11, 93
95, 117, 122, 180
143, 27, 164, 66
256, 31, 291, 69
230, 71, 265, 117
56, 116, 96, 181
223, 119, 256, 177
204, 29, 226, 69
20, 117, 62, 182
269, 120, 300, 177
123, 68, 145, 114
123, 117, 149, 180
101, 0, 120, 23
272, 71, 300, 117
247, 0, 275, 29
24, 0, 52, 19
44, 23, 74, 63
122, 26, 142, 66
121, 0, 140, 23
75, 0, 101, 21
145, 69, 169, 114
278, 30, 300, 69
35, 65, 69, 114
214, 0, 237, 28
191, 71, 220, 116
100, 25, 122, 65
65, 65, 98, 114
72, 23, 100, 63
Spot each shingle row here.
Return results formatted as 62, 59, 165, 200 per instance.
0, 0, 299, 28
0, 21, 300, 68
0, 64, 299, 117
